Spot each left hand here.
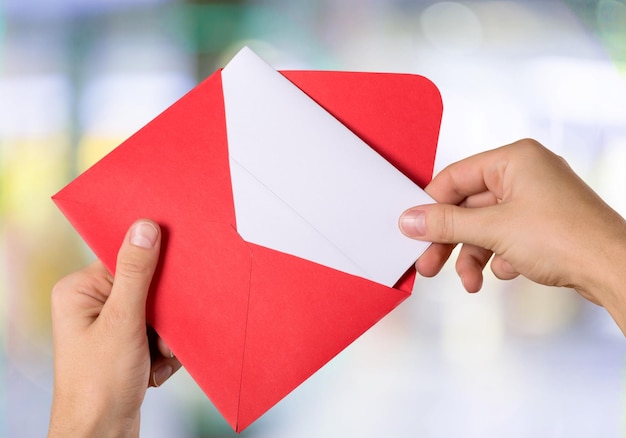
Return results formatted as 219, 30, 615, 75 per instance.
48, 219, 181, 438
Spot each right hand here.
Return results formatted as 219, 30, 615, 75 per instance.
399, 139, 626, 332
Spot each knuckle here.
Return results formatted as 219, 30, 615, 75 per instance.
116, 255, 152, 280
437, 206, 456, 243
50, 276, 71, 310
515, 138, 547, 159
102, 302, 130, 328
516, 138, 572, 170
516, 137, 542, 150
50, 269, 107, 320
50, 272, 83, 310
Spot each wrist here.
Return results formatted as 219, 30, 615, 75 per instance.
577, 216, 626, 335
48, 388, 140, 438
594, 266, 626, 337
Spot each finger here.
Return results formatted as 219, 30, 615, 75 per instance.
490, 255, 519, 280
102, 219, 161, 328
399, 204, 500, 251
148, 326, 173, 360
149, 356, 182, 388
455, 244, 493, 293
415, 243, 455, 277
460, 190, 499, 208
425, 146, 509, 204
146, 327, 181, 387
410, 182, 498, 278
51, 261, 114, 330
157, 336, 175, 359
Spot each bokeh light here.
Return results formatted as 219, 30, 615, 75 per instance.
420, 2, 483, 53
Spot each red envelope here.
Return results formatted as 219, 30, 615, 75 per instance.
52, 64, 442, 431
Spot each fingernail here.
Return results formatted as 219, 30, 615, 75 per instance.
400, 210, 426, 237
501, 260, 517, 275
130, 221, 158, 249
152, 364, 173, 387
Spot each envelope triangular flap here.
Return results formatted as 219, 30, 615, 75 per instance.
237, 243, 411, 431
281, 70, 442, 189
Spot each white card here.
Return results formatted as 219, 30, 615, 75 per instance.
221, 47, 432, 287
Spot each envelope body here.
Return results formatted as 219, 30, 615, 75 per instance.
52, 63, 442, 431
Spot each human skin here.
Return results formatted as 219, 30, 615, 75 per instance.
48, 220, 181, 438
46, 140, 626, 436
399, 139, 626, 335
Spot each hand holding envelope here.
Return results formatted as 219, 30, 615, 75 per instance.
52, 47, 443, 431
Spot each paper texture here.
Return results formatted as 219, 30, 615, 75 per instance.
223, 47, 433, 286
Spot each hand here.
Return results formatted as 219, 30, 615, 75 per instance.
48, 219, 181, 437
399, 139, 626, 333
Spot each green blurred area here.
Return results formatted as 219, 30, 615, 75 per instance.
566, 0, 626, 72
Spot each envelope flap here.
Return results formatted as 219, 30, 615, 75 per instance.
282, 70, 442, 188
279, 70, 439, 293
281, 70, 443, 291
53, 71, 237, 276
237, 244, 411, 431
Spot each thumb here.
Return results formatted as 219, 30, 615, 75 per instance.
399, 204, 498, 250
103, 219, 161, 326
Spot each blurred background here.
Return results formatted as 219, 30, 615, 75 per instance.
1, 0, 626, 436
